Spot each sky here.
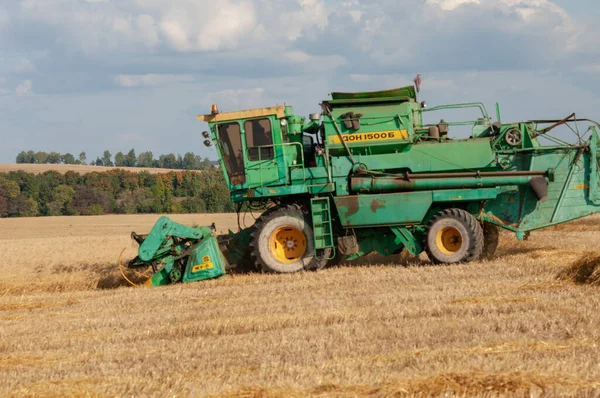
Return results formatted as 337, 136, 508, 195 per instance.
1, 0, 600, 162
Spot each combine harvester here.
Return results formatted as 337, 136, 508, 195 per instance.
120, 77, 600, 286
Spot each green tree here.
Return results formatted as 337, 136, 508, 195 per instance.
159, 153, 177, 169
78, 152, 87, 164
114, 152, 125, 167
182, 152, 203, 170
102, 150, 113, 167
34, 151, 48, 164
0, 178, 20, 217
201, 158, 214, 170
61, 153, 76, 164
15, 152, 27, 164
25, 150, 36, 163
94, 157, 104, 166
115, 191, 137, 214
125, 149, 136, 167
182, 196, 206, 213
136, 151, 153, 168
46, 185, 75, 216
47, 152, 61, 164
9, 194, 39, 217
84, 204, 104, 216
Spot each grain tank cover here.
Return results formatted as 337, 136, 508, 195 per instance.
323, 86, 418, 155
328, 86, 417, 105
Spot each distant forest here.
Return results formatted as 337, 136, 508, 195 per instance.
0, 168, 234, 218
15, 149, 216, 170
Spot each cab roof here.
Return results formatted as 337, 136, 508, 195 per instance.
197, 106, 286, 123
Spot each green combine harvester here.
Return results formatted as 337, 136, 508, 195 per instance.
120, 77, 600, 286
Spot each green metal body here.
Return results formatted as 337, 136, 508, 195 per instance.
128, 84, 600, 284
199, 84, 600, 261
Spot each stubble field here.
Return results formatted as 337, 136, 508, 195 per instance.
1, 213, 600, 397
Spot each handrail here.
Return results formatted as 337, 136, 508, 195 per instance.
421, 102, 490, 119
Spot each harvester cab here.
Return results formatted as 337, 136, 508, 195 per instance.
121, 77, 600, 287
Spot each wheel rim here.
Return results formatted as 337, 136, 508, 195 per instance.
269, 226, 307, 264
436, 226, 463, 255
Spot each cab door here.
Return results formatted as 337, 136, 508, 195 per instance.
216, 121, 247, 190
243, 117, 285, 187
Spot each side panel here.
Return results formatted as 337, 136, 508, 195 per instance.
333, 189, 499, 227
334, 192, 433, 227
331, 138, 496, 177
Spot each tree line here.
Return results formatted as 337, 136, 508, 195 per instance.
15, 149, 215, 170
0, 168, 234, 218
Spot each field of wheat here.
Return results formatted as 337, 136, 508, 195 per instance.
1, 213, 600, 397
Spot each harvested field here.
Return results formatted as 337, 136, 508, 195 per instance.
0, 163, 196, 175
1, 213, 600, 397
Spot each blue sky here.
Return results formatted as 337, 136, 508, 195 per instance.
1, 0, 599, 162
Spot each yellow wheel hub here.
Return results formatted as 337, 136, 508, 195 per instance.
436, 226, 463, 255
269, 226, 307, 263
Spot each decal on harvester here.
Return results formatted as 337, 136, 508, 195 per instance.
574, 184, 589, 190
327, 130, 408, 145
192, 255, 214, 273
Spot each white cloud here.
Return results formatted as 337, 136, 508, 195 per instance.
158, 1, 258, 52
115, 74, 195, 88
210, 87, 265, 110
283, 51, 347, 72
0, 57, 36, 75
427, 0, 479, 11
16, 80, 33, 96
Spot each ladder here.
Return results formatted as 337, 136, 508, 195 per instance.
310, 197, 334, 250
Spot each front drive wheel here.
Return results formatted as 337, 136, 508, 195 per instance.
425, 209, 484, 264
250, 204, 330, 273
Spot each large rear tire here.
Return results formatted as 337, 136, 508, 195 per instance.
250, 204, 330, 273
425, 208, 484, 264
481, 222, 500, 260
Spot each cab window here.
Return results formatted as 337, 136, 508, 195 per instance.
244, 118, 274, 161
217, 122, 246, 186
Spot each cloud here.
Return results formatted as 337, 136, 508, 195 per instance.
292, 0, 589, 75
1, 0, 600, 164
427, 0, 480, 11
15, 80, 33, 96
282, 51, 347, 72
115, 74, 195, 88
0, 56, 36, 75
158, 1, 258, 52
210, 87, 266, 110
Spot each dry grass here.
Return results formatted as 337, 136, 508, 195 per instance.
557, 252, 600, 285
0, 163, 195, 175
1, 213, 600, 397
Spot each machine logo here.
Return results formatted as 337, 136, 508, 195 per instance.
328, 130, 408, 145
192, 255, 214, 272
